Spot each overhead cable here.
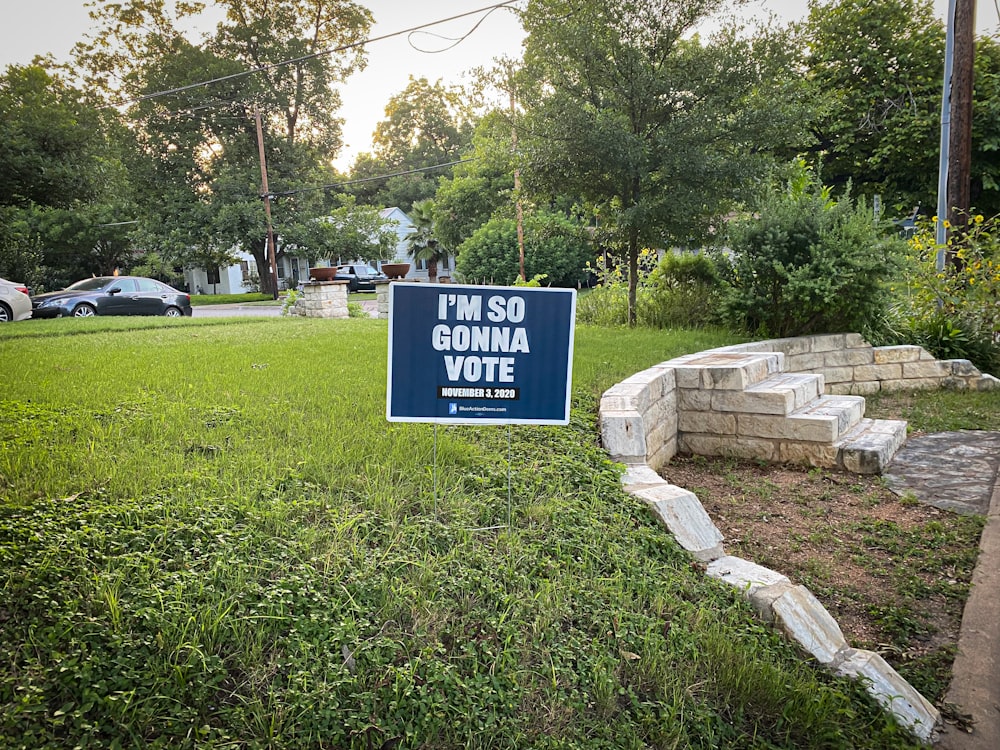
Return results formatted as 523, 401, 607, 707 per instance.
130, 1, 519, 106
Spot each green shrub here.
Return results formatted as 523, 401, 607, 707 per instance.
576, 285, 630, 326
642, 253, 725, 329
455, 211, 593, 287
651, 252, 719, 287
577, 250, 725, 329
718, 165, 904, 338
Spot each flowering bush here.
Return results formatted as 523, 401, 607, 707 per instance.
890, 215, 1000, 371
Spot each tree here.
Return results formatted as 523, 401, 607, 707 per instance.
803, 0, 945, 213
348, 77, 475, 211
0, 65, 108, 209
405, 199, 447, 283
517, 0, 810, 324
279, 201, 398, 264
0, 64, 137, 288
80, 0, 373, 295
432, 111, 518, 251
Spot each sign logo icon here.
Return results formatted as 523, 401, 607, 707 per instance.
449, 403, 458, 415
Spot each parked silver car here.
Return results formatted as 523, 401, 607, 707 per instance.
0, 277, 32, 322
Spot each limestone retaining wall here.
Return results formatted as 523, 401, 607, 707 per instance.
712, 333, 996, 395
599, 333, 998, 741
600, 333, 997, 471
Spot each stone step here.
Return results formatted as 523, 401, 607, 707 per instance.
669, 351, 784, 391
834, 418, 908, 474
713, 372, 825, 416
738, 395, 866, 443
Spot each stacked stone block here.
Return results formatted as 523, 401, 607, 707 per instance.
617, 467, 940, 742
293, 280, 349, 319
713, 333, 997, 394
599, 365, 678, 471
375, 279, 391, 319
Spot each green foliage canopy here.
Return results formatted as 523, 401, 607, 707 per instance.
516, 0, 810, 323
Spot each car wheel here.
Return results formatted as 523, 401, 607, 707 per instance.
0, 302, 11, 323
72, 303, 97, 317
164, 306, 182, 317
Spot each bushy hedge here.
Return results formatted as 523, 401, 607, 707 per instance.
716, 174, 904, 338
455, 211, 592, 288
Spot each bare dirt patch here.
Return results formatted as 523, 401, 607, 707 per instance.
662, 455, 984, 701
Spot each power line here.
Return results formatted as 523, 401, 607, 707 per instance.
407, 4, 514, 54
128, 1, 520, 106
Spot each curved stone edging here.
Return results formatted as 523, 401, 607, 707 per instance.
619, 460, 940, 742
596, 332, 1000, 743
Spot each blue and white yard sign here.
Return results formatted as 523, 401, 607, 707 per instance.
387, 283, 576, 425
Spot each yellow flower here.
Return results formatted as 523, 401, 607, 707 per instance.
974, 214, 985, 224
943, 220, 952, 229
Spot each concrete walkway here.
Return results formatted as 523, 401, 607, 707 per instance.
884, 433, 1000, 749
191, 299, 378, 318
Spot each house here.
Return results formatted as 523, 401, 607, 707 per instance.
184, 249, 259, 295
184, 207, 458, 294
377, 207, 457, 282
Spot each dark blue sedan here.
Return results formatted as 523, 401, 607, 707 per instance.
31, 276, 193, 318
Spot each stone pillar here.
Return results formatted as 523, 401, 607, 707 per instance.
293, 280, 349, 318
375, 279, 391, 320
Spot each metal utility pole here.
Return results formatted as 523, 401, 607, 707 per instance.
254, 104, 280, 299
935, 0, 956, 269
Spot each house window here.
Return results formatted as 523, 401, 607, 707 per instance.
240, 261, 250, 280
207, 266, 221, 285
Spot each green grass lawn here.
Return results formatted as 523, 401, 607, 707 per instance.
0, 318, 937, 748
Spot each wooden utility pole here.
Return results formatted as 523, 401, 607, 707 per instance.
254, 104, 280, 299
947, 0, 976, 246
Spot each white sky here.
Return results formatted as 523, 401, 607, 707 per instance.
1, 0, 997, 168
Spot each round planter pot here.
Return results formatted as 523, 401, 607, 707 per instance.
381, 263, 410, 280
309, 267, 338, 281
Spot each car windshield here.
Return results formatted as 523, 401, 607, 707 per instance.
66, 277, 113, 292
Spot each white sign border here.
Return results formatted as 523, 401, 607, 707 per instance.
386, 282, 577, 425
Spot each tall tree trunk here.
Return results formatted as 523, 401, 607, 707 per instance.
626, 177, 641, 326
428, 258, 438, 284
252, 238, 275, 295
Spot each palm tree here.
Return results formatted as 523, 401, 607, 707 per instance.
406, 199, 446, 283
